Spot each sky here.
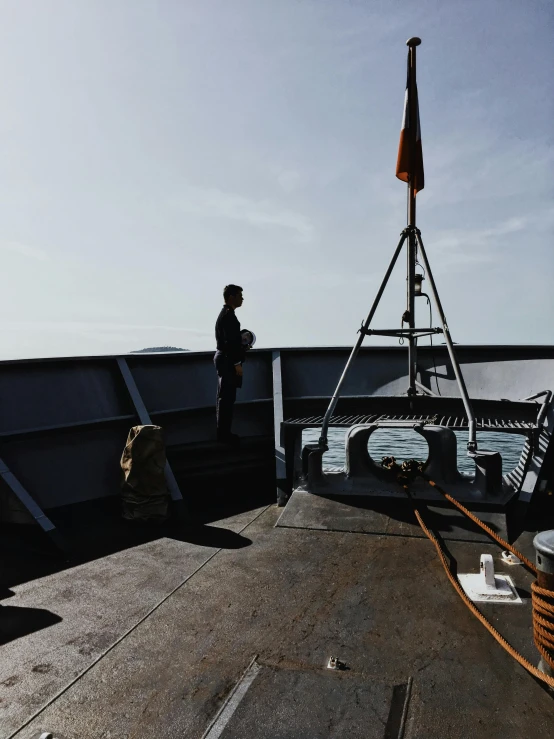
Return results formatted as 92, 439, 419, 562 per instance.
0, 0, 553, 359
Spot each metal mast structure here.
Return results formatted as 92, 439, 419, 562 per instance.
318, 38, 477, 454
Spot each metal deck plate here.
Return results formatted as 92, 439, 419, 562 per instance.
4, 507, 552, 739
276, 490, 509, 543
204, 661, 406, 739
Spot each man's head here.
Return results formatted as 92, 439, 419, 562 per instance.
223, 284, 244, 309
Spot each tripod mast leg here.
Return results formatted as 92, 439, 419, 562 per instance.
415, 230, 477, 451
407, 225, 417, 396
319, 229, 409, 446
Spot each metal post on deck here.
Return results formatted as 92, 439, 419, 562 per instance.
272, 351, 288, 506
406, 37, 419, 397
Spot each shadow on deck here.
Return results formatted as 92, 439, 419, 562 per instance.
0, 437, 276, 592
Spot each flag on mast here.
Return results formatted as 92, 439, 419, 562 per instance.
396, 52, 424, 194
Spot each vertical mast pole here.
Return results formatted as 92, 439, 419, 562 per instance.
406, 37, 420, 396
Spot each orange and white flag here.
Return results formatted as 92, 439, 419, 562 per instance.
396, 54, 424, 194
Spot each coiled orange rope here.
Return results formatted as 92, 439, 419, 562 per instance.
381, 456, 554, 687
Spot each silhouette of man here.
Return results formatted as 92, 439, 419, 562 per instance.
214, 285, 244, 444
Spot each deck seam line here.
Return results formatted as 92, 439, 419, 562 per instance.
6, 505, 271, 739
398, 676, 413, 739
201, 656, 261, 739
275, 522, 499, 543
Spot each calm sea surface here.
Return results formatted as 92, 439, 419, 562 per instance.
301, 427, 525, 475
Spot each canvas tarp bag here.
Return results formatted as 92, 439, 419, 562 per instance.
120, 425, 170, 522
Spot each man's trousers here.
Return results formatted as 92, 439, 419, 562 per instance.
214, 352, 237, 439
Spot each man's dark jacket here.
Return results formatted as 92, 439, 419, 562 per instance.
215, 305, 244, 365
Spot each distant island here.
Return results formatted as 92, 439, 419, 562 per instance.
131, 346, 189, 353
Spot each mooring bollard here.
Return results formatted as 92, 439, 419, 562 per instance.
533, 530, 554, 677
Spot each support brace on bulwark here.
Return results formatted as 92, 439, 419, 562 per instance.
317, 37, 478, 457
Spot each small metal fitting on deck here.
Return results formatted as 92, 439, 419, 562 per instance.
327, 656, 347, 670
501, 550, 522, 565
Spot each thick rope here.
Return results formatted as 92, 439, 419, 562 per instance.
381, 456, 554, 687
532, 582, 554, 671
425, 478, 535, 572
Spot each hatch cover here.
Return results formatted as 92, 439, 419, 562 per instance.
203, 660, 412, 739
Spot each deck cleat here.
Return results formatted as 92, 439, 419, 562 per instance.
459, 554, 522, 604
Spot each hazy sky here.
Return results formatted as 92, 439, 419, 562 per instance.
1, 0, 552, 359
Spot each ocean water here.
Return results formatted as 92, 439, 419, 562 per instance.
301, 427, 526, 476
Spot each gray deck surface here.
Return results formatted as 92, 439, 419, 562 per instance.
276, 490, 510, 542
2, 502, 554, 739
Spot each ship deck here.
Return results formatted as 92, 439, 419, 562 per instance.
2, 489, 554, 739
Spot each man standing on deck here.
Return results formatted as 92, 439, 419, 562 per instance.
214, 285, 244, 445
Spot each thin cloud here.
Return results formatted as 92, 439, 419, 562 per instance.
423, 124, 554, 208
272, 167, 303, 194
173, 184, 315, 243
1, 322, 211, 336
427, 216, 527, 269
0, 240, 49, 261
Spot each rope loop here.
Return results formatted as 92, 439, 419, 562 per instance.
380, 452, 554, 687
532, 582, 554, 670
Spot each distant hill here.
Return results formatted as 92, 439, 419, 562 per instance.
131, 346, 189, 353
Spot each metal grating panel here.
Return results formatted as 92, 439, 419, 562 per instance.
283, 413, 536, 431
